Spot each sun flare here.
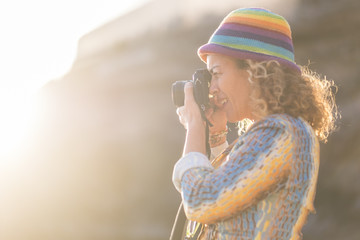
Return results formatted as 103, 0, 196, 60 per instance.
0, 0, 150, 160
0, 90, 36, 158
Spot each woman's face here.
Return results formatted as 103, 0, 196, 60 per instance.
207, 54, 253, 122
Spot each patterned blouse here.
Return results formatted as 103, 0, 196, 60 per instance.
172, 114, 319, 240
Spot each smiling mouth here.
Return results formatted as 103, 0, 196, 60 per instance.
221, 99, 228, 105
209, 94, 228, 108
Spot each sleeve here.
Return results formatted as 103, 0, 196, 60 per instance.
172, 142, 228, 192
172, 152, 212, 193
175, 117, 293, 224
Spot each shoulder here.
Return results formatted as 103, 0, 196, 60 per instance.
231, 114, 293, 151
245, 114, 316, 142
232, 114, 316, 149
247, 114, 295, 132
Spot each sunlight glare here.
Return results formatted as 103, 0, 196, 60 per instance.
0, 0, 150, 159
0, 90, 35, 157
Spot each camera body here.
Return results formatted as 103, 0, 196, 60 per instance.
171, 69, 212, 114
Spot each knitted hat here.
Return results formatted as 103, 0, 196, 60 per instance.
198, 8, 300, 73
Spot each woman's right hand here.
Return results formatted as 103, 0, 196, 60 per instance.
176, 82, 207, 155
176, 82, 205, 130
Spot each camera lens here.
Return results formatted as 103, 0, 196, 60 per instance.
171, 81, 187, 107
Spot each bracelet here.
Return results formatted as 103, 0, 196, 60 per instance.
209, 128, 228, 146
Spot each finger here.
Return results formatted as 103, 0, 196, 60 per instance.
184, 82, 195, 106
179, 116, 187, 129
176, 107, 181, 116
177, 114, 188, 130
176, 106, 184, 116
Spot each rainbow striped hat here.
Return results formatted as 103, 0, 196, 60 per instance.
198, 8, 300, 73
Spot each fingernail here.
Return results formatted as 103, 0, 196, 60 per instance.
185, 82, 193, 88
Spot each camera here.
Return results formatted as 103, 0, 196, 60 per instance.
171, 69, 212, 114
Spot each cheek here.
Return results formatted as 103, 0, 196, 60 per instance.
218, 71, 250, 102
218, 75, 236, 94
232, 79, 251, 108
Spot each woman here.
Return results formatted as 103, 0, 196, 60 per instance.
172, 7, 338, 240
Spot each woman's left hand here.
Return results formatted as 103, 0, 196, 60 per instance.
205, 106, 228, 134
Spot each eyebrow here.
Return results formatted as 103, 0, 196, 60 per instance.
208, 65, 220, 73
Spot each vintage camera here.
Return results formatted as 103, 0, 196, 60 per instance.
171, 69, 212, 114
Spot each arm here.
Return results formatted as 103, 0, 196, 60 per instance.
173, 117, 292, 224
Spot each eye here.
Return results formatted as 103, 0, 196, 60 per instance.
209, 66, 221, 78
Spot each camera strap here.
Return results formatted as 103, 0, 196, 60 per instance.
198, 106, 212, 159
205, 120, 211, 159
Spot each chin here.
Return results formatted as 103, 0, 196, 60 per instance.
228, 120, 239, 123
227, 110, 250, 123
226, 113, 240, 123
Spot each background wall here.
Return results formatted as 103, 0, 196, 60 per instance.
1, 0, 359, 239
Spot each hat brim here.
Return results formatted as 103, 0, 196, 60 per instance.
198, 43, 301, 74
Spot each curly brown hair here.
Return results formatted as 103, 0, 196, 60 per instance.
237, 59, 339, 142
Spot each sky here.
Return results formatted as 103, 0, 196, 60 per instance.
0, 0, 150, 155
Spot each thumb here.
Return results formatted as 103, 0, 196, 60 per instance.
184, 82, 196, 106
